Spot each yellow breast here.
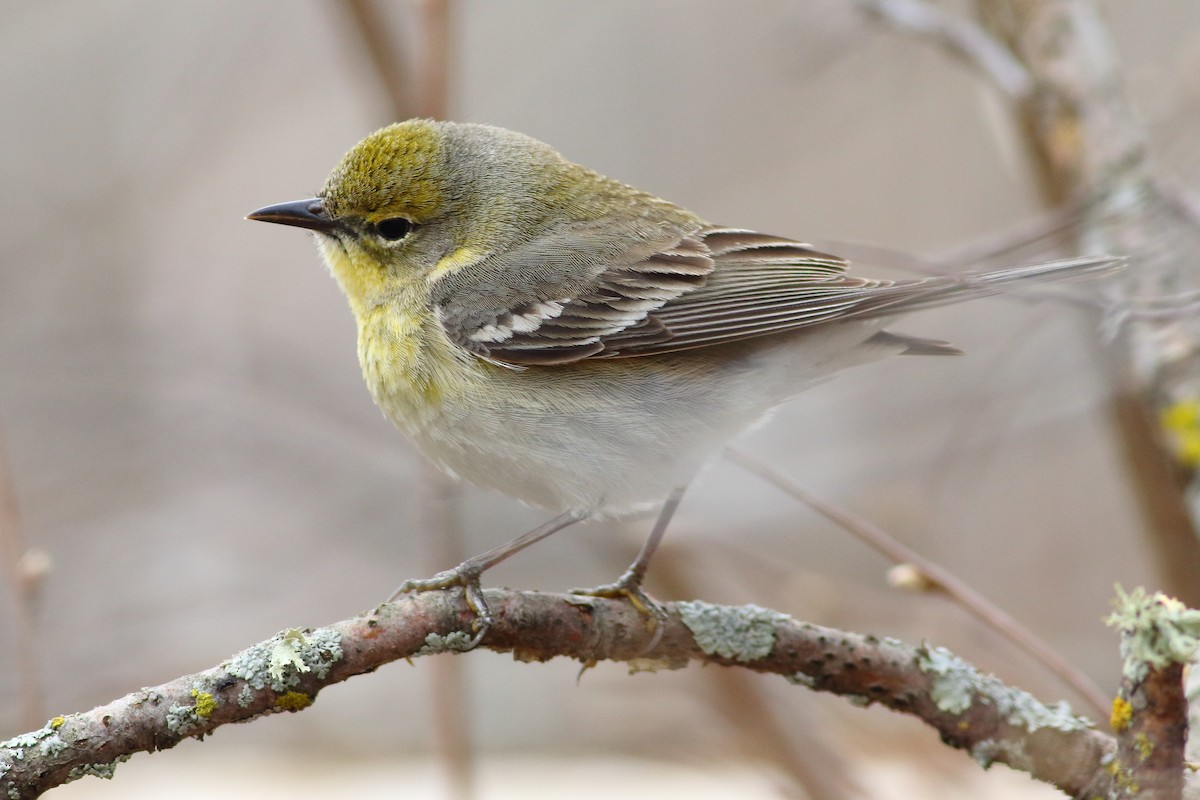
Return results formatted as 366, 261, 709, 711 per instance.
355, 290, 481, 431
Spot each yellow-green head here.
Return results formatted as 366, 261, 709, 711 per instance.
248, 119, 694, 318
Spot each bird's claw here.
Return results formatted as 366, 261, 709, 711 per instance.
571, 569, 668, 652
390, 562, 493, 648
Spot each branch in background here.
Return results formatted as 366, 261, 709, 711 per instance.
336, 0, 451, 121
970, 0, 1200, 610
332, 4, 466, 795
339, 0, 415, 120
0, 423, 49, 731
855, 0, 1033, 98
860, 0, 1200, 644
0, 588, 1123, 799
416, 462, 475, 800
727, 449, 1110, 721
975, 0, 1148, 206
418, 0, 451, 121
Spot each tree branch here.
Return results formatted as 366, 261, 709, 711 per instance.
1, 589, 1120, 798
0, 422, 48, 731
1105, 587, 1200, 799
855, 0, 1034, 98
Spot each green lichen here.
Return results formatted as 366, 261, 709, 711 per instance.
919, 646, 975, 713
270, 629, 314, 681
917, 645, 1090, 732
38, 735, 67, 758
970, 737, 1029, 770
162, 684, 222, 735
191, 690, 217, 720
225, 627, 343, 692
971, 739, 996, 768
787, 672, 817, 689
416, 631, 475, 655
165, 704, 202, 736
0, 730, 49, 751
236, 684, 254, 708
64, 754, 130, 783
677, 600, 789, 662
1, 720, 69, 765
1106, 585, 1200, 682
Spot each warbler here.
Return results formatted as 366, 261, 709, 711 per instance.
249, 119, 1115, 639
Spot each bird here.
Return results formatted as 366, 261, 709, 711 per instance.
248, 119, 1116, 644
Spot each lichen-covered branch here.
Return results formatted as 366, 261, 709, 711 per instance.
1, 589, 1119, 798
1105, 587, 1200, 799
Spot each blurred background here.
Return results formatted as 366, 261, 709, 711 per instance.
3, 1, 1200, 798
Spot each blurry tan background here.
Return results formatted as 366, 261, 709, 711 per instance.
2, 1, 1199, 798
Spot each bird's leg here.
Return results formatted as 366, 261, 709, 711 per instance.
571, 486, 687, 648
392, 509, 588, 646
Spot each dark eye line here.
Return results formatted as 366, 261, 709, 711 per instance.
375, 217, 413, 242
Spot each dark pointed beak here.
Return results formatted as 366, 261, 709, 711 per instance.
246, 198, 339, 234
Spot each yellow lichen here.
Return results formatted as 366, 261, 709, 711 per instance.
1106, 758, 1139, 794
49, 715, 65, 730
1160, 399, 1200, 467
274, 691, 312, 712
191, 690, 217, 719
1134, 732, 1154, 762
1110, 696, 1132, 731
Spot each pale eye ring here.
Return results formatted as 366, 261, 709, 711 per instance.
375, 217, 413, 241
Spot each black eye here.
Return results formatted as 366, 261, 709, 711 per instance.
375, 217, 412, 241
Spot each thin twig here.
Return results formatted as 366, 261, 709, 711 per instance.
855, 0, 1033, 98
0, 422, 46, 731
336, 0, 452, 121
726, 448, 1110, 721
418, 0, 451, 120
339, 0, 415, 119
417, 461, 475, 800
1156, 177, 1200, 231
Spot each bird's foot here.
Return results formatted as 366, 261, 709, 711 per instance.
572, 567, 668, 652
391, 562, 492, 649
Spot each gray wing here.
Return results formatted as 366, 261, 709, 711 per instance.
430, 221, 868, 366
432, 223, 1114, 366
596, 228, 882, 357
430, 215, 714, 365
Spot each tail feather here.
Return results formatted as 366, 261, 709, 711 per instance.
861, 255, 1123, 318
869, 330, 963, 355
